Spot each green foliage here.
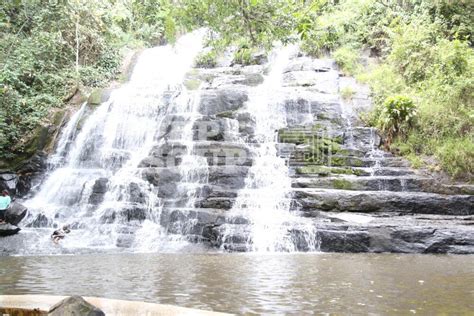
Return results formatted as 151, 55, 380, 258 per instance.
340, 87, 355, 100
309, 0, 473, 180
379, 96, 416, 145
333, 179, 353, 190
233, 40, 261, 66
195, 50, 218, 68
435, 137, 474, 181
177, 0, 305, 49
0, 0, 176, 160
333, 46, 360, 75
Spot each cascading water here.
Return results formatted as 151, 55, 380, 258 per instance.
48, 102, 87, 168
23, 30, 205, 253
224, 46, 317, 252
367, 127, 387, 191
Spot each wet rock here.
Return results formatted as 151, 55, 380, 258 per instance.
207, 166, 250, 189
0, 173, 17, 193
27, 213, 52, 228
192, 141, 252, 166
0, 223, 21, 236
138, 156, 165, 168
199, 86, 248, 115
162, 208, 224, 235
284, 58, 335, 73
157, 183, 178, 198
88, 178, 108, 205
195, 197, 235, 210
209, 72, 265, 88
295, 189, 474, 215
48, 295, 105, 316
204, 223, 252, 250
4, 202, 27, 225
100, 204, 148, 223
314, 222, 474, 254
141, 168, 181, 186
236, 112, 256, 139
128, 182, 147, 204
282, 70, 339, 94
344, 127, 381, 150
317, 229, 371, 253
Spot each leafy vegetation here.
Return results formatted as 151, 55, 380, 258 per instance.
195, 50, 218, 68
1, 0, 177, 160
295, 0, 473, 180
379, 96, 416, 147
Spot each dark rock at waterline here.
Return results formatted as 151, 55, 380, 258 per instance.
0, 223, 21, 236
4, 202, 27, 225
99, 204, 148, 223
315, 224, 474, 254
48, 295, 105, 316
202, 218, 474, 254
88, 177, 108, 205
27, 213, 52, 228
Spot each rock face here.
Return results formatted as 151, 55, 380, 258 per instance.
0, 223, 21, 237
135, 53, 473, 254
4, 202, 28, 225
0, 202, 28, 237
0, 153, 48, 197
48, 296, 105, 316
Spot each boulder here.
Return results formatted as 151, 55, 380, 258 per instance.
88, 178, 108, 205
0, 223, 21, 236
294, 189, 474, 215
199, 86, 248, 115
0, 173, 17, 192
4, 202, 28, 225
48, 296, 105, 316
27, 213, 52, 228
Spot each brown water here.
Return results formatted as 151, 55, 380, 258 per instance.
0, 253, 473, 315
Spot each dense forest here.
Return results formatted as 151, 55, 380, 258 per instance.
1, 0, 473, 180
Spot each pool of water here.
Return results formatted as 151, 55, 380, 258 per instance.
0, 253, 473, 314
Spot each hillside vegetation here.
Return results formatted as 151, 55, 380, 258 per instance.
1, 0, 472, 180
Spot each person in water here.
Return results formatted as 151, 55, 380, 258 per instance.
0, 190, 12, 224
51, 225, 71, 244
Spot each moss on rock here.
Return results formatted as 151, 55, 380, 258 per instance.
184, 78, 201, 90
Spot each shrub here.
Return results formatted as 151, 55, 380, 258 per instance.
436, 138, 474, 181
195, 50, 218, 68
232, 40, 260, 66
379, 95, 417, 146
333, 46, 360, 75
340, 87, 355, 100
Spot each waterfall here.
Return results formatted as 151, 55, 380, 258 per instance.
224, 46, 317, 252
24, 30, 205, 252
49, 102, 87, 168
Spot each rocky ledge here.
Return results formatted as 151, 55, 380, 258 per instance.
144, 54, 474, 254
0, 203, 27, 236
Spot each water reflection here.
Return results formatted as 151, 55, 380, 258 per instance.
1, 254, 473, 314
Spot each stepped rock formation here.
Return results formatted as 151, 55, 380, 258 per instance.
170, 55, 473, 254
2, 36, 472, 254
